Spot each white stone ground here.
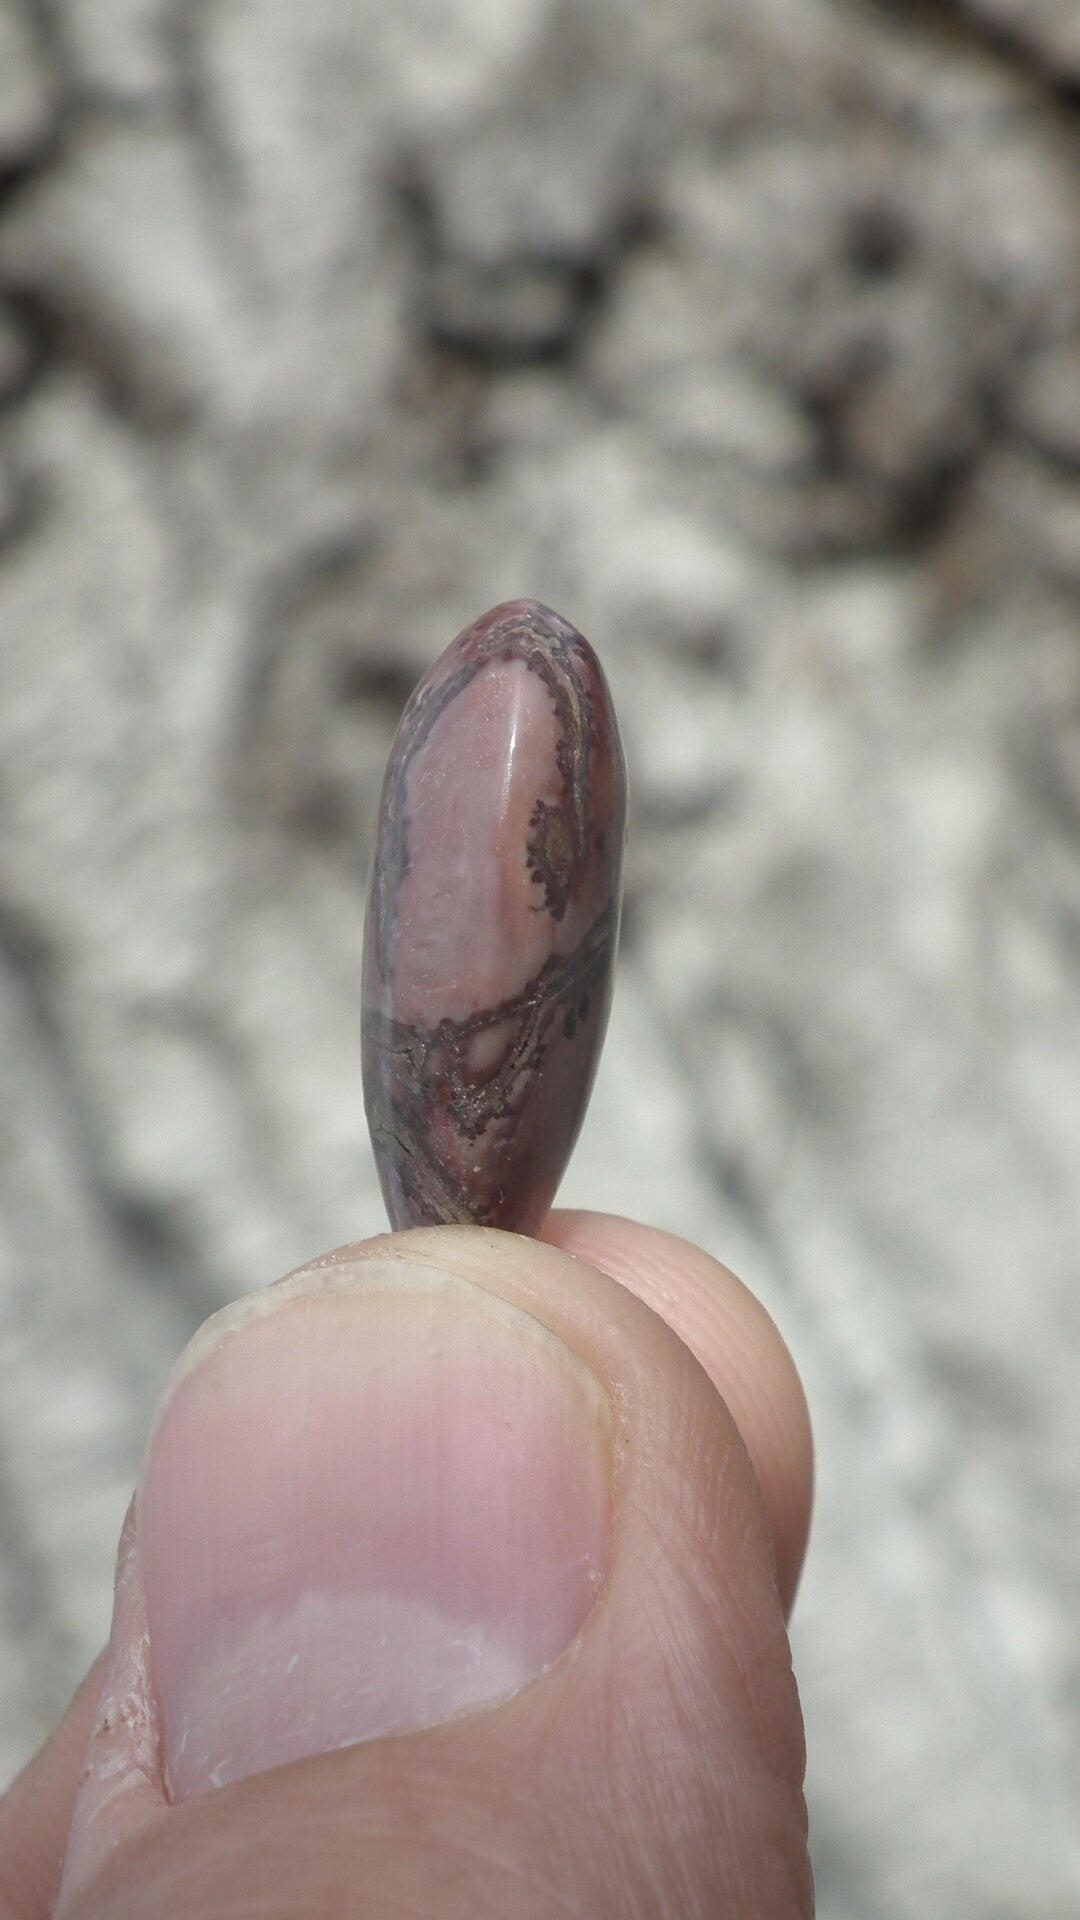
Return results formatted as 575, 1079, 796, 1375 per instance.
1, 2, 1079, 1911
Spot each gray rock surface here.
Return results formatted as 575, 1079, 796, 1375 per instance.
956, 0, 1080, 82
2, 0, 1079, 1911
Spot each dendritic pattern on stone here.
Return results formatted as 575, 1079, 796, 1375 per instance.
361, 600, 626, 1234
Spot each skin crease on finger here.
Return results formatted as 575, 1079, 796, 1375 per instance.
3, 1219, 814, 1920
0, 1660, 106, 1920
542, 1210, 813, 1615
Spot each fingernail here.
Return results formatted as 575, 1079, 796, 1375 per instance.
137, 1255, 612, 1802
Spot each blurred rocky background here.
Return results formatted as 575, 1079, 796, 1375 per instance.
1, 0, 1079, 1910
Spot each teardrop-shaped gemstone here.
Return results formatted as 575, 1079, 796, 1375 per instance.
362, 598, 626, 1234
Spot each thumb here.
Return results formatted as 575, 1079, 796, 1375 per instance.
54, 1226, 813, 1920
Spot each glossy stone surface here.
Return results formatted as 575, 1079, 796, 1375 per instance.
362, 599, 626, 1234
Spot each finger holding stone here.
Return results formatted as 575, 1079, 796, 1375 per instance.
51, 1227, 811, 1920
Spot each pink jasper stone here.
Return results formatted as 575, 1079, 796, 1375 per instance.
362, 599, 626, 1234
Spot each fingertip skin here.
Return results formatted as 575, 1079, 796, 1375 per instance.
0, 1656, 107, 1920
362, 600, 626, 1234
541, 1210, 814, 1613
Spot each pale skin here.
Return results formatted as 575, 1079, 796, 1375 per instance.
0, 1211, 814, 1918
